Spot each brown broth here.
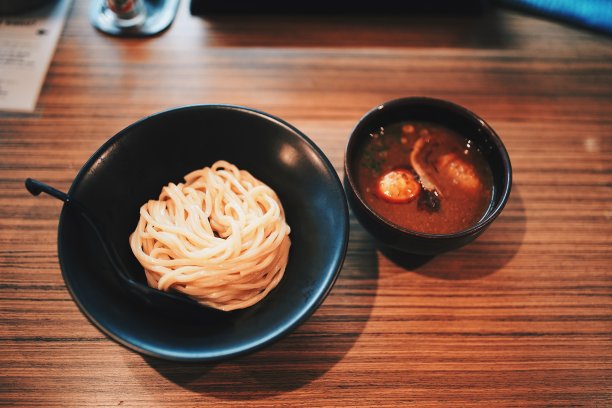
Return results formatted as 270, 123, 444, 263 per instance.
356, 121, 493, 234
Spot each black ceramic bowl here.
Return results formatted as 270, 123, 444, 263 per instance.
57, 104, 349, 361
344, 97, 511, 255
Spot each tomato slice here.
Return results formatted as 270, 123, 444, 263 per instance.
376, 169, 421, 203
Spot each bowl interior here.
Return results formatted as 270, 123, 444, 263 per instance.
58, 105, 348, 361
345, 97, 511, 237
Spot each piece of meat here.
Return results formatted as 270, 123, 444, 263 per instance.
410, 136, 443, 197
437, 153, 481, 192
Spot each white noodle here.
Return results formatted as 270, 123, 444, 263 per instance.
129, 161, 291, 311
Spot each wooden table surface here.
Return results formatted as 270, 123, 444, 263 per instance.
1, 1, 611, 406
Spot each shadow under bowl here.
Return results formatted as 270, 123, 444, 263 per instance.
57, 104, 349, 362
344, 97, 512, 255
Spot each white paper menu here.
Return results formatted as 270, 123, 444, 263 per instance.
0, 0, 73, 112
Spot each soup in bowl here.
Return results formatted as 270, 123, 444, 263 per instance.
344, 97, 512, 255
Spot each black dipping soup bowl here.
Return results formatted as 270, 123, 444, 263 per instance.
57, 104, 349, 362
344, 97, 511, 255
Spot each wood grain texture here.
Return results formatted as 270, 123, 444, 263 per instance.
1, 1, 611, 406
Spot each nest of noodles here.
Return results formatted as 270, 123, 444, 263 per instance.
129, 160, 291, 311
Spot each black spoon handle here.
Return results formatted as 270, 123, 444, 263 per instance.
24, 178, 134, 283
25, 178, 69, 202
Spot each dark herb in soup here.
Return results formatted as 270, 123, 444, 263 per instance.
356, 121, 493, 234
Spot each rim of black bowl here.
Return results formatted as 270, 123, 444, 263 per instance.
344, 96, 512, 239
57, 104, 350, 362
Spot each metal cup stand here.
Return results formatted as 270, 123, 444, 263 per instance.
90, 0, 180, 37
